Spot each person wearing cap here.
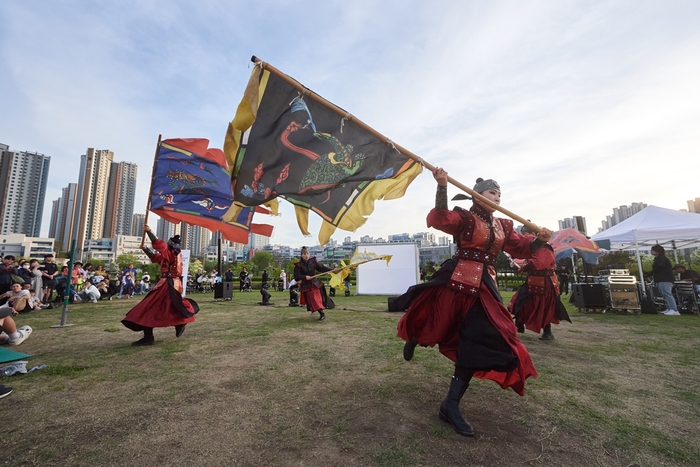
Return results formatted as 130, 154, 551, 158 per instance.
508, 224, 570, 341
121, 225, 199, 346
674, 264, 700, 298
294, 246, 335, 320
673, 264, 700, 285
396, 167, 552, 437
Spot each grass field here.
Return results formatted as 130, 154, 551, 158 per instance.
1, 289, 699, 466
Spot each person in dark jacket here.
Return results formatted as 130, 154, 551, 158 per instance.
673, 264, 700, 285
294, 247, 335, 321
650, 245, 678, 316
0, 255, 16, 298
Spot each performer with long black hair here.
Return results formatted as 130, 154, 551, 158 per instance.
294, 247, 335, 321
396, 167, 552, 437
509, 224, 570, 340
122, 225, 198, 346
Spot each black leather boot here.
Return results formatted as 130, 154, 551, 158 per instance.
438, 376, 474, 437
175, 324, 186, 338
132, 327, 155, 346
318, 310, 325, 321
515, 319, 525, 333
403, 338, 418, 361
539, 324, 554, 341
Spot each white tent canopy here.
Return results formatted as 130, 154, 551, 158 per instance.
591, 205, 700, 251
591, 205, 700, 293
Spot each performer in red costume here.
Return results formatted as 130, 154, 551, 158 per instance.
294, 246, 335, 321
122, 225, 198, 346
396, 167, 552, 437
509, 225, 570, 341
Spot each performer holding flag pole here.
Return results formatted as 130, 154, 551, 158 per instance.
395, 168, 552, 437
122, 224, 198, 346
231, 58, 555, 437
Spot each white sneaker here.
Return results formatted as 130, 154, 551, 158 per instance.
662, 310, 681, 316
8, 327, 31, 346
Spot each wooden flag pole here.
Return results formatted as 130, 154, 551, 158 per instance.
250, 56, 541, 233
141, 134, 162, 248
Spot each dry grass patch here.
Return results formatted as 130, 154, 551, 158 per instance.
0, 290, 698, 466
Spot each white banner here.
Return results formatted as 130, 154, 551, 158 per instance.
181, 249, 190, 297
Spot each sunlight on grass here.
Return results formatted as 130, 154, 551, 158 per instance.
5, 291, 700, 466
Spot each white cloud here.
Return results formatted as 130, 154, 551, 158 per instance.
1, 0, 699, 247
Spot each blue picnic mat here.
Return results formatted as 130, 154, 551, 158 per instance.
0, 346, 31, 364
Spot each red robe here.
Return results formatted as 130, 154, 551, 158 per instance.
508, 243, 566, 333
294, 257, 334, 312
397, 206, 538, 396
122, 239, 196, 329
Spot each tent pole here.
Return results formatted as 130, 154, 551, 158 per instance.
672, 240, 679, 265
635, 240, 646, 295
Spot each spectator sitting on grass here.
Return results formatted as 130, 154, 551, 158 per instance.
26, 289, 48, 310
0, 299, 32, 346
78, 282, 101, 303
0, 255, 16, 298
54, 266, 78, 303
0, 283, 32, 314
96, 278, 118, 300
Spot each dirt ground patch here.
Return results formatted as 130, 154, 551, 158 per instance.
1, 292, 699, 466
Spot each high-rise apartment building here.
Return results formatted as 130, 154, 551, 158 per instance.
156, 217, 181, 242
131, 213, 145, 236
599, 203, 647, 231
248, 232, 269, 250
48, 183, 79, 251
687, 198, 700, 213
104, 161, 138, 237
0, 145, 51, 237
75, 148, 114, 258
181, 223, 211, 257
558, 216, 587, 235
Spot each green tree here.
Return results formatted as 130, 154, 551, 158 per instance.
690, 249, 700, 269
251, 251, 273, 275
142, 262, 161, 279
204, 259, 218, 273
116, 253, 142, 270
189, 259, 203, 276
592, 251, 634, 274
85, 258, 106, 269
286, 258, 298, 275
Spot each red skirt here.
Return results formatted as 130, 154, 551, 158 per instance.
509, 288, 559, 333
397, 282, 537, 396
122, 278, 196, 328
300, 287, 324, 312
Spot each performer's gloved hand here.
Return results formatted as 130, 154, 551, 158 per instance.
536, 228, 553, 242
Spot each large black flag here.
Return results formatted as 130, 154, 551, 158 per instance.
225, 65, 421, 245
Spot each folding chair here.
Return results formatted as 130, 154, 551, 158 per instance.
674, 282, 699, 315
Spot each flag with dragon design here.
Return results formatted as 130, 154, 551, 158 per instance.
224, 65, 422, 245
150, 138, 273, 244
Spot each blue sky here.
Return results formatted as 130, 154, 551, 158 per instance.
2, 1, 699, 247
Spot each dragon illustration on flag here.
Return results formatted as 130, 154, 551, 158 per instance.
224, 63, 421, 245
150, 138, 273, 244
